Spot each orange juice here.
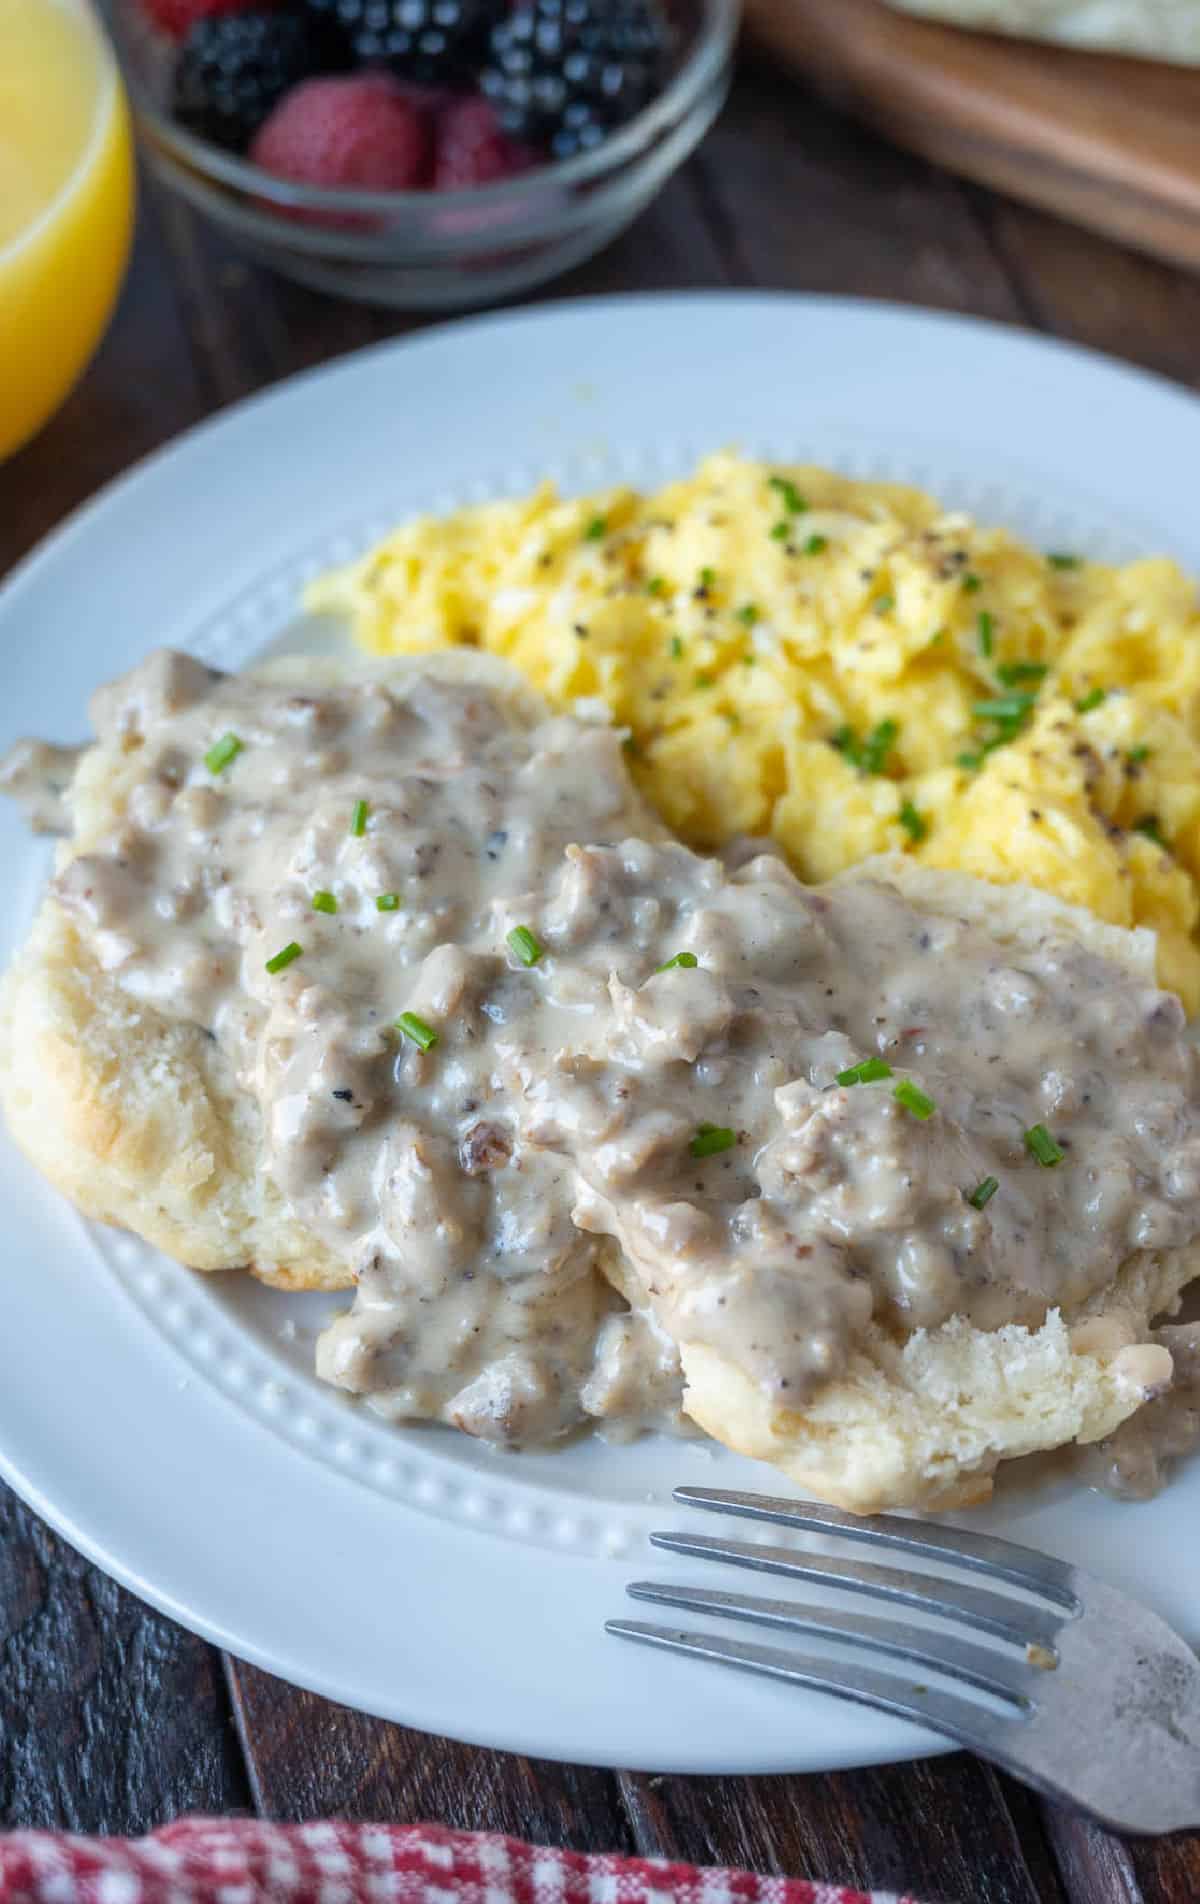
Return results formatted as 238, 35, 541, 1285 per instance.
0, 0, 135, 462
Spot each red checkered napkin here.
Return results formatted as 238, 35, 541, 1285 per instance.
0, 1820, 926, 1904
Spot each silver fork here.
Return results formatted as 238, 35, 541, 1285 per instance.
607, 1485, 1200, 1836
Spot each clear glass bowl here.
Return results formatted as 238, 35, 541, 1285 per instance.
110, 0, 739, 309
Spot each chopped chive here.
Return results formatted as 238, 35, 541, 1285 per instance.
265, 941, 302, 975
311, 890, 338, 915
742, 653, 756, 666
963, 573, 982, 594
894, 1079, 936, 1120
930, 629, 947, 645
831, 724, 856, 756
1129, 744, 1151, 764
735, 602, 760, 627
996, 661, 1048, 686
647, 575, 667, 596
770, 520, 790, 542
204, 732, 242, 775
956, 751, 983, 771
861, 718, 899, 775
699, 566, 716, 589
507, 925, 544, 967
872, 593, 895, 615
977, 611, 994, 658
967, 1176, 999, 1210
973, 694, 1036, 723
584, 515, 607, 541
1024, 1123, 1063, 1166
899, 800, 926, 843
690, 1123, 736, 1159
837, 1057, 893, 1087
1048, 552, 1080, 570
350, 798, 369, 837
656, 951, 698, 972
803, 534, 828, 556
395, 1011, 438, 1052
1134, 814, 1166, 847
1075, 687, 1106, 713
768, 475, 808, 514
376, 893, 400, 912
694, 670, 716, 689
670, 635, 684, 659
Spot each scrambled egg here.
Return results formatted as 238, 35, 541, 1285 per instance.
307, 453, 1200, 1010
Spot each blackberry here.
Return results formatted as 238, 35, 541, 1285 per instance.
481, 0, 671, 160
173, 12, 339, 151
304, 0, 504, 87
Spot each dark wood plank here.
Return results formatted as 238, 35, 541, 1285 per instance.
1041, 1803, 1200, 1904
975, 194, 1200, 392
618, 1757, 1064, 1903
225, 1660, 634, 1849
0, 1484, 249, 1833
693, 53, 1025, 321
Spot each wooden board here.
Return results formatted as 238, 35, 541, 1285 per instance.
744, 0, 1200, 273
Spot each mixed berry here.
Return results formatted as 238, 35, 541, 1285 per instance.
154, 0, 675, 193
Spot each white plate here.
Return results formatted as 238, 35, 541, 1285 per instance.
2, 293, 1199, 1776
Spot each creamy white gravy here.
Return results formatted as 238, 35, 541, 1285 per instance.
6, 650, 1200, 1479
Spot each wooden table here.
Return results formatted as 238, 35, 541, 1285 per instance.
2, 48, 1198, 1904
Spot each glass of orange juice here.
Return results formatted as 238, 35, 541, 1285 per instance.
0, 0, 136, 464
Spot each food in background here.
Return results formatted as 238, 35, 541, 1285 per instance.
155, 0, 674, 191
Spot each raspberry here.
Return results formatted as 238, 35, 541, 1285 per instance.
433, 96, 533, 188
249, 72, 433, 189
172, 12, 336, 151
144, 0, 275, 44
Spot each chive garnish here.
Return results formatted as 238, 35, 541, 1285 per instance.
899, 800, 926, 843
690, 1123, 736, 1159
832, 720, 899, 775
204, 732, 242, 775
311, 891, 338, 915
894, 1079, 936, 1120
350, 798, 369, 837
968, 1176, 999, 1210
584, 516, 607, 541
694, 670, 716, 689
736, 603, 760, 627
768, 475, 807, 514
963, 573, 982, 594
670, 635, 684, 659
1129, 744, 1151, 764
837, 1057, 893, 1086
996, 661, 1048, 686
861, 718, 899, 775
699, 566, 716, 590
647, 576, 667, 595
1075, 688, 1106, 713
956, 752, 983, 771
1024, 1124, 1063, 1166
1134, 814, 1166, 846
977, 611, 994, 658
803, 534, 828, 556
376, 893, 400, 911
656, 951, 698, 972
1048, 552, 1080, 570
770, 521, 790, 542
873, 594, 895, 615
973, 694, 1036, 723
395, 1011, 438, 1052
507, 925, 543, 967
265, 942, 302, 975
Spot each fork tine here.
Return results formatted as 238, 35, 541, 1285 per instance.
674, 1487, 1079, 1609
626, 1581, 1034, 1704
607, 1619, 1012, 1754
650, 1531, 1063, 1652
